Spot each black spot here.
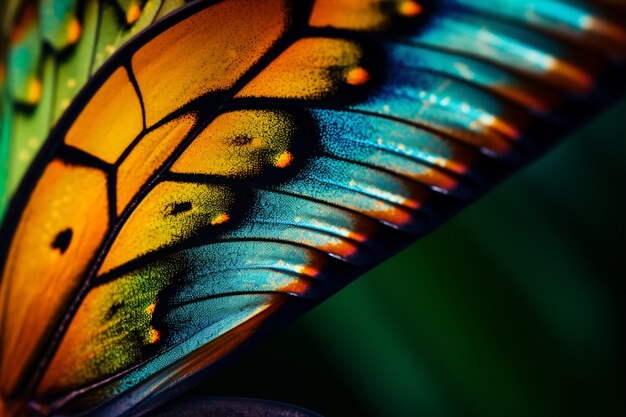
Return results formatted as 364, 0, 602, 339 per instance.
231, 135, 253, 146
169, 201, 192, 216
105, 301, 123, 320
52, 228, 72, 254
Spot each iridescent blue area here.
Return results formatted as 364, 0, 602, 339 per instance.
223, 189, 384, 265
277, 156, 427, 232
172, 241, 330, 300
352, 69, 516, 156
409, 11, 568, 77
312, 109, 464, 184
444, 0, 602, 34
78, 239, 332, 415
381, 42, 554, 113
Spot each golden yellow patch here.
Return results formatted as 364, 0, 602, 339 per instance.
237, 38, 363, 100
172, 110, 295, 177
99, 182, 234, 275
310, 0, 396, 31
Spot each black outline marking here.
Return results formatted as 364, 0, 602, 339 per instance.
51, 228, 73, 254
125, 63, 147, 130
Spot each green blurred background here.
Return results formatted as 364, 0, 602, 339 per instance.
194, 99, 625, 417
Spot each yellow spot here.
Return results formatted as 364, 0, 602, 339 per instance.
346, 66, 370, 85
211, 213, 230, 225
398, 1, 423, 17
28, 79, 42, 104
294, 216, 301, 223
66, 78, 77, 89
126, 2, 142, 25
274, 151, 293, 168
349, 179, 356, 187
145, 303, 156, 315
105, 44, 116, 55
18, 149, 30, 162
66, 18, 81, 44
149, 328, 160, 344
61, 98, 70, 109
27, 137, 39, 149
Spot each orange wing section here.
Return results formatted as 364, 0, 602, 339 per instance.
237, 38, 366, 100
0, 161, 109, 395
65, 67, 144, 164
309, 0, 422, 31
132, 0, 291, 127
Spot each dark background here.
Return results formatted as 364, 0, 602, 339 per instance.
192, 99, 625, 417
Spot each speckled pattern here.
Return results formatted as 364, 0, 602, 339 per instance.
0, 0, 624, 416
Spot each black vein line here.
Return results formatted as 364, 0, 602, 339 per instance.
57, 144, 110, 169
125, 62, 147, 130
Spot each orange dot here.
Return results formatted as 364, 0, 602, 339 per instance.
398, 1, 423, 17
211, 213, 230, 225
28, 79, 42, 104
126, 2, 141, 25
274, 151, 293, 168
346, 67, 370, 86
149, 328, 160, 344
145, 303, 156, 315
66, 18, 81, 44
299, 265, 320, 278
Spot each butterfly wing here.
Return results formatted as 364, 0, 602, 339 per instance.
0, 0, 195, 215
0, 0, 624, 416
